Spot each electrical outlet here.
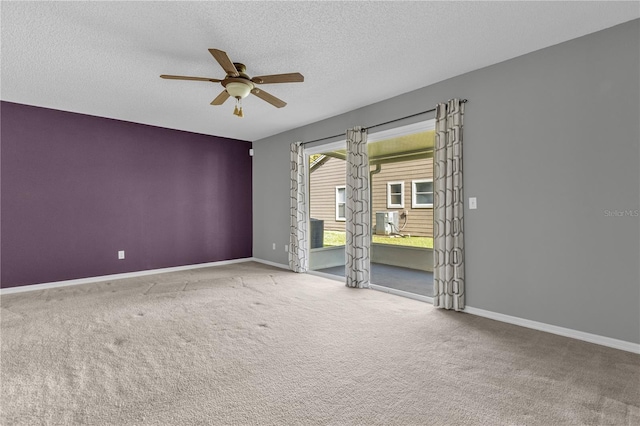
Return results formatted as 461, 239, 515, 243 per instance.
284, 244, 289, 252
469, 197, 477, 210
118, 250, 125, 260
272, 243, 276, 250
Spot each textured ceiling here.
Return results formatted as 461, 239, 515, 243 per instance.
2, 1, 638, 142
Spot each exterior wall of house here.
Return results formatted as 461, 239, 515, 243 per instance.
309, 157, 346, 232
309, 156, 433, 237
371, 157, 433, 237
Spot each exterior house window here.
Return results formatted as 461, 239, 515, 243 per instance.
412, 179, 433, 208
387, 181, 404, 208
335, 186, 346, 221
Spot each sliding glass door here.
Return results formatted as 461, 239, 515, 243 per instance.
367, 121, 435, 297
304, 121, 436, 300
306, 141, 347, 276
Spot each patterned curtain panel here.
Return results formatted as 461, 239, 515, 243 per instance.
433, 99, 465, 310
345, 127, 371, 288
289, 142, 309, 273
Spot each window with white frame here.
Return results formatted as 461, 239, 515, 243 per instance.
335, 186, 346, 221
387, 181, 404, 208
412, 179, 433, 208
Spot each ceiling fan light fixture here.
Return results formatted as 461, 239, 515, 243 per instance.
161, 48, 302, 111
225, 82, 251, 99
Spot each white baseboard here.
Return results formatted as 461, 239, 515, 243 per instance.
3, 258, 637, 354
249, 257, 290, 270
302, 268, 639, 354
0, 258, 254, 295
464, 305, 640, 354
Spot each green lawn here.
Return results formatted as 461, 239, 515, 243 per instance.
323, 230, 433, 249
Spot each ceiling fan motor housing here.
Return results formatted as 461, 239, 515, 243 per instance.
232, 63, 248, 75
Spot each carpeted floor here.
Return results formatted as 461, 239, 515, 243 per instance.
1, 261, 638, 425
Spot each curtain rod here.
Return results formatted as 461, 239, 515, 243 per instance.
301, 99, 467, 145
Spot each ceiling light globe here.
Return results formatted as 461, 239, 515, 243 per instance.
226, 82, 251, 99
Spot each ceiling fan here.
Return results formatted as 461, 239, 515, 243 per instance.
161, 49, 304, 117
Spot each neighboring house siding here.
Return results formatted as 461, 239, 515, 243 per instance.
309, 156, 433, 237
371, 157, 433, 237
309, 156, 346, 232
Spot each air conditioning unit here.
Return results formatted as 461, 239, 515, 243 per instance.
375, 211, 399, 236
309, 218, 324, 249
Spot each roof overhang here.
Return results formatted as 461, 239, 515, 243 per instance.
319, 130, 435, 166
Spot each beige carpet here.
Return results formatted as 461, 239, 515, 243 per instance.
1, 262, 638, 425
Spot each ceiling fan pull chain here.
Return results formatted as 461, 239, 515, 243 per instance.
238, 98, 244, 118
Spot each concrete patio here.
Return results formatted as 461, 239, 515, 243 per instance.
316, 263, 434, 297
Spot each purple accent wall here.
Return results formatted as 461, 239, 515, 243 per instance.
1, 102, 253, 288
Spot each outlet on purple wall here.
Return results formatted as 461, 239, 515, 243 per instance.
1, 102, 253, 288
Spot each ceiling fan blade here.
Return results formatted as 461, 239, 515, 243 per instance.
211, 90, 230, 105
160, 74, 221, 82
251, 88, 286, 108
251, 73, 304, 84
208, 49, 239, 77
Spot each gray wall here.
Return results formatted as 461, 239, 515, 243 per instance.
253, 20, 640, 344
